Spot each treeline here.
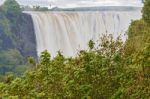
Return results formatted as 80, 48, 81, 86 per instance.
22, 5, 49, 11
0, 0, 150, 98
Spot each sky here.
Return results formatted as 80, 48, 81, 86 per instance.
0, 0, 143, 8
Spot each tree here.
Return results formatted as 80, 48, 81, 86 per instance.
2, 0, 21, 23
143, 0, 150, 25
88, 40, 95, 50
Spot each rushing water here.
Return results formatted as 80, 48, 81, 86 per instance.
26, 11, 141, 57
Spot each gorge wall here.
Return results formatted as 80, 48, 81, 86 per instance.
11, 13, 37, 59
0, 13, 37, 59
0, 11, 37, 74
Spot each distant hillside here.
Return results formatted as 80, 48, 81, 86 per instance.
51, 6, 142, 11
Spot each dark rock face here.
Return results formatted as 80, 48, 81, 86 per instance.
0, 12, 37, 60
10, 13, 37, 59
0, 26, 14, 50
0, 12, 15, 50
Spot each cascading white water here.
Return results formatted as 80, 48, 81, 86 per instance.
26, 11, 141, 57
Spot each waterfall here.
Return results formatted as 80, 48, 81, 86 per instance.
26, 11, 141, 57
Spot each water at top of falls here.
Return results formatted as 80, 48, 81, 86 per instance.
25, 10, 142, 57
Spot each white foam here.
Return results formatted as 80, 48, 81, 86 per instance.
25, 11, 142, 57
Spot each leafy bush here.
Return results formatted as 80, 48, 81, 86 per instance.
125, 20, 150, 56
143, 0, 150, 25
0, 35, 149, 98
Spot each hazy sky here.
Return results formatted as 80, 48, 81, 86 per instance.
0, 0, 143, 8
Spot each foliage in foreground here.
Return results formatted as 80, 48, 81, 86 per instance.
0, 0, 150, 98
0, 35, 149, 98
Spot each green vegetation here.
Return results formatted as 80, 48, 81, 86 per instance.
0, 13, 11, 36
0, 0, 150, 98
21, 5, 49, 11
0, 0, 29, 76
0, 49, 29, 75
1, 0, 21, 23
33, 6, 49, 11
0, 35, 149, 98
143, 0, 150, 25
